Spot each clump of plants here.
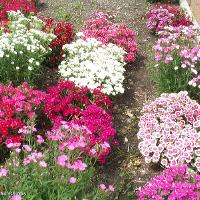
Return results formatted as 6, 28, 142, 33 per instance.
138, 91, 200, 170
0, 82, 45, 150
0, 0, 37, 20
0, 10, 55, 86
152, 25, 200, 101
58, 37, 126, 95
44, 81, 116, 163
0, 122, 115, 200
138, 165, 200, 200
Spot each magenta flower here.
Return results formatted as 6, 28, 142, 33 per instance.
11, 195, 22, 200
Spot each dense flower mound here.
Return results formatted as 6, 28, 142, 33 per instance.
137, 91, 200, 170
0, 82, 45, 146
41, 16, 74, 67
138, 165, 200, 200
146, 4, 192, 33
58, 38, 126, 95
81, 12, 137, 63
0, 10, 55, 85
44, 81, 115, 163
0, 0, 37, 21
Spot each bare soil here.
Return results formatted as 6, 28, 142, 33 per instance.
38, 0, 162, 199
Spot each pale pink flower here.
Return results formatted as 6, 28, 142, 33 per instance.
11, 194, 22, 200
0, 168, 8, 177
108, 185, 115, 192
99, 184, 106, 191
23, 145, 32, 152
69, 177, 77, 184
39, 160, 47, 168
36, 135, 44, 144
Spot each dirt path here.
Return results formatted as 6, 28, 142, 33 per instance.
38, 0, 159, 199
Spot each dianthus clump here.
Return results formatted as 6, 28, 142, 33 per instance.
138, 165, 200, 200
137, 91, 200, 171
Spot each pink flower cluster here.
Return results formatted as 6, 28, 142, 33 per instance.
189, 75, 200, 88
179, 45, 200, 86
57, 155, 87, 171
154, 25, 199, 64
137, 91, 200, 169
0, 82, 45, 146
23, 150, 46, 166
138, 165, 200, 200
146, 4, 192, 33
154, 26, 200, 87
81, 12, 137, 63
99, 184, 115, 192
47, 120, 114, 164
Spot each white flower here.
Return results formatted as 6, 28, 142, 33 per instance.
28, 66, 33, 71
16, 66, 19, 70
174, 66, 178, 70
76, 32, 85, 37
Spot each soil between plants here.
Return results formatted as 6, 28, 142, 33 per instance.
38, 0, 161, 199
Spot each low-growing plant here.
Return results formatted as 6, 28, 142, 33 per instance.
0, 122, 114, 200
146, 4, 192, 33
81, 12, 137, 63
138, 165, 200, 200
58, 37, 126, 95
44, 81, 116, 163
151, 25, 200, 101
0, 10, 55, 86
137, 91, 200, 171
41, 16, 74, 67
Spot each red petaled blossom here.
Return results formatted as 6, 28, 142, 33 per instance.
40, 16, 74, 67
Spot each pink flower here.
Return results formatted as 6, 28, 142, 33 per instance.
69, 177, 77, 184
23, 145, 32, 152
0, 168, 8, 177
108, 185, 115, 192
39, 160, 47, 168
11, 194, 22, 200
99, 184, 106, 191
57, 155, 68, 167
36, 135, 44, 144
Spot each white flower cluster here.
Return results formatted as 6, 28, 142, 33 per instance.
59, 37, 126, 95
0, 11, 55, 84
